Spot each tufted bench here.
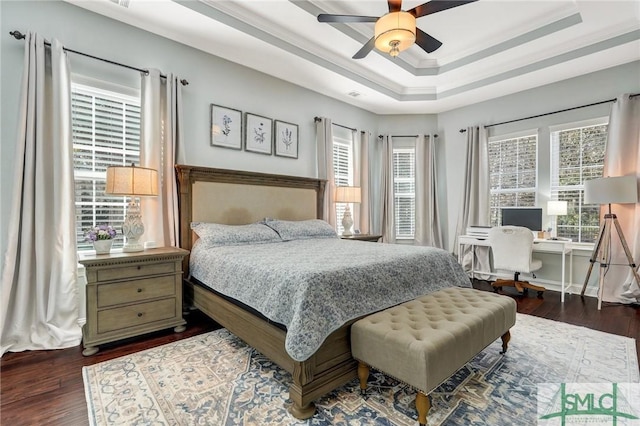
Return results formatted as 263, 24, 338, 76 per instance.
351, 287, 516, 426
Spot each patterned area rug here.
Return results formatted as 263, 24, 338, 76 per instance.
83, 314, 639, 425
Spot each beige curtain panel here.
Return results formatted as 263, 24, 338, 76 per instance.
1, 33, 81, 355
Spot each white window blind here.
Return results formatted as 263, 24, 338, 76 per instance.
489, 134, 537, 226
332, 136, 353, 234
393, 148, 415, 239
550, 122, 607, 243
72, 84, 141, 251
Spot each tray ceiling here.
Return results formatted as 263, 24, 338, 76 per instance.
65, 0, 640, 114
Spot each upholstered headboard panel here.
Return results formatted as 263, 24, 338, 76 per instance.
175, 165, 326, 272
192, 181, 318, 224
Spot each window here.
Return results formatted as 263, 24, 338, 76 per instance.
72, 83, 141, 251
551, 121, 607, 243
489, 134, 538, 226
332, 133, 354, 234
393, 148, 415, 239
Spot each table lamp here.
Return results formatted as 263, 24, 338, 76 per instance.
105, 164, 158, 252
547, 200, 567, 239
334, 186, 361, 236
581, 175, 639, 309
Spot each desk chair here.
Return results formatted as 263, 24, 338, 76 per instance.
489, 226, 546, 297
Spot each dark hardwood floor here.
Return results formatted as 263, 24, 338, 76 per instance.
1, 286, 638, 426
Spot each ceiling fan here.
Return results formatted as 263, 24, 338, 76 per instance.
318, 0, 478, 59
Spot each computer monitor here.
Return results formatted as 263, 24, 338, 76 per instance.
501, 207, 542, 231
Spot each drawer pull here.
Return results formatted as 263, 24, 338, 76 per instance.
137, 266, 141, 270
137, 312, 143, 317
137, 288, 142, 293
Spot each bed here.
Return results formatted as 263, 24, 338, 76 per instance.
176, 165, 471, 419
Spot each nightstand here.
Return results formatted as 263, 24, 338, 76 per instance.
340, 234, 382, 242
78, 247, 189, 356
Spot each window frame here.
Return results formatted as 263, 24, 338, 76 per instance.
549, 117, 608, 243
392, 144, 416, 240
71, 79, 141, 252
332, 131, 355, 235
488, 129, 539, 227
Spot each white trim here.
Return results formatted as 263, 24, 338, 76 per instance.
391, 136, 416, 149
71, 73, 140, 102
489, 128, 538, 142
549, 116, 609, 133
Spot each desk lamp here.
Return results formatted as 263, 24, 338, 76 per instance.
334, 186, 361, 236
105, 164, 158, 252
547, 200, 567, 239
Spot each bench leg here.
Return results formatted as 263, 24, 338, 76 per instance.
357, 361, 370, 395
500, 330, 511, 354
416, 391, 431, 426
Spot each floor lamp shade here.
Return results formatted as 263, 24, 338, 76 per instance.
584, 176, 638, 205
105, 165, 158, 252
334, 186, 361, 237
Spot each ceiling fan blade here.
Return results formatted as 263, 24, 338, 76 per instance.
415, 28, 443, 53
388, 0, 402, 13
352, 37, 376, 59
318, 14, 379, 23
408, 0, 478, 18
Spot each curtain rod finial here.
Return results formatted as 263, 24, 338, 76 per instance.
10, 30, 26, 40
180, 79, 189, 86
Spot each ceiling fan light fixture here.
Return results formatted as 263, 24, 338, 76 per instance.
374, 11, 416, 56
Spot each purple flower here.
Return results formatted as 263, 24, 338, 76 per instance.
85, 224, 117, 241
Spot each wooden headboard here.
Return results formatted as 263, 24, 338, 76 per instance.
175, 165, 326, 271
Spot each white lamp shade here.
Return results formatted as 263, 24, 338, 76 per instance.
374, 12, 416, 53
547, 200, 568, 216
105, 165, 158, 196
584, 176, 638, 205
334, 186, 361, 203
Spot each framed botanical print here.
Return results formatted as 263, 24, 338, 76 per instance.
210, 104, 242, 150
274, 120, 299, 159
245, 113, 273, 155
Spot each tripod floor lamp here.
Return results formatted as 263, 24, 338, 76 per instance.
581, 175, 640, 309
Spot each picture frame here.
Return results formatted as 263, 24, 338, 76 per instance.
210, 104, 242, 150
245, 113, 273, 155
274, 120, 299, 159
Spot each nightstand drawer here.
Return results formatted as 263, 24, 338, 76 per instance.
97, 262, 176, 282
97, 298, 177, 333
97, 275, 176, 307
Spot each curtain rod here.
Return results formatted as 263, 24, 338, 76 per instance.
10, 30, 189, 86
378, 134, 438, 138
459, 93, 640, 133
313, 116, 356, 132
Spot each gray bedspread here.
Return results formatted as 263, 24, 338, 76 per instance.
190, 238, 472, 361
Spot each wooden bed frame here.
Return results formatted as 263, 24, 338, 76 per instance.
175, 165, 358, 419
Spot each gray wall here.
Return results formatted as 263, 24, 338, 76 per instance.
438, 61, 640, 250
0, 0, 378, 257
437, 60, 640, 294
1, 1, 639, 295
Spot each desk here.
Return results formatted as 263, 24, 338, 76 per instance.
458, 235, 573, 302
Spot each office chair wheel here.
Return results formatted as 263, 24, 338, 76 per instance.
537, 291, 544, 298
493, 286, 501, 293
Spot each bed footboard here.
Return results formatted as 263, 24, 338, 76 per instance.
184, 279, 357, 419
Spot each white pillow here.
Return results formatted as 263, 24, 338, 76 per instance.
262, 219, 337, 241
191, 222, 281, 247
